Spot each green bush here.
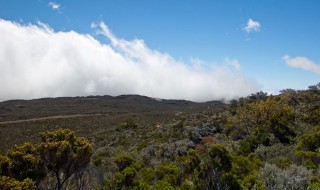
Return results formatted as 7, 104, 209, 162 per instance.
154, 179, 175, 190
0, 176, 36, 190
261, 163, 312, 190
295, 129, 320, 169
180, 179, 196, 190
116, 118, 138, 131
140, 168, 155, 185
113, 153, 135, 171
155, 163, 180, 185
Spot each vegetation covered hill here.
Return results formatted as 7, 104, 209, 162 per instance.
0, 95, 222, 152
1, 84, 320, 189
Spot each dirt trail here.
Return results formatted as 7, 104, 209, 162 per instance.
0, 114, 103, 125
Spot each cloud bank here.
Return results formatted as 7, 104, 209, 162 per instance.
0, 19, 260, 102
283, 55, 320, 75
243, 19, 261, 33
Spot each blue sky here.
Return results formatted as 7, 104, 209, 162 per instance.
0, 1, 319, 101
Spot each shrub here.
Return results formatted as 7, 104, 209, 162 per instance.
140, 168, 155, 185
116, 118, 137, 131
6, 143, 46, 186
295, 129, 320, 169
155, 163, 180, 185
260, 163, 312, 190
255, 143, 293, 162
113, 153, 135, 171
180, 179, 196, 190
0, 176, 36, 190
154, 179, 175, 190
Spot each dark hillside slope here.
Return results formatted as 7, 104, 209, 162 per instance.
0, 95, 224, 153
0, 95, 222, 122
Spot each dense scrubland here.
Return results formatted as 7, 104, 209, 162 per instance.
0, 84, 320, 189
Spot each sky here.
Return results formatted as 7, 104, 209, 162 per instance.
0, 0, 319, 102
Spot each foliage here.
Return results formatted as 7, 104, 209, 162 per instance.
255, 143, 293, 163
6, 143, 46, 186
295, 127, 320, 170
260, 163, 312, 190
116, 118, 138, 131
180, 179, 196, 190
113, 153, 135, 171
231, 154, 264, 189
38, 128, 92, 190
0, 155, 11, 176
155, 163, 179, 185
176, 149, 201, 174
154, 179, 175, 190
0, 176, 36, 190
194, 144, 235, 189
226, 96, 297, 153
0, 128, 92, 190
2, 83, 320, 189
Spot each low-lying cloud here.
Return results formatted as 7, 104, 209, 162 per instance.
0, 19, 260, 102
283, 55, 320, 75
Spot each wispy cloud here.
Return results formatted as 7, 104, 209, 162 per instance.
283, 55, 320, 74
224, 58, 241, 70
0, 19, 260, 102
243, 18, 261, 33
48, 2, 60, 11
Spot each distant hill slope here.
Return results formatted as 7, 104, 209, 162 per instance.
0, 95, 224, 153
0, 95, 223, 122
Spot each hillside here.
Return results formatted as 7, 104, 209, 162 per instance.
0, 95, 224, 153
1, 85, 320, 189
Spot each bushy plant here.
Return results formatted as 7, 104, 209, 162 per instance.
260, 163, 312, 190
0, 176, 36, 190
113, 153, 135, 171
295, 128, 320, 170
7, 143, 46, 185
154, 179, 175, 190
155, 163, 180, 185
255, 143, 294, 168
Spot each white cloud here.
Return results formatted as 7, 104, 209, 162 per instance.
224, 58, 241, 70
48, 2, 60, 10
243, 18, 261, 33
0, 19, 261, 102
190, 58, 206, 70
282, 55, 320, 74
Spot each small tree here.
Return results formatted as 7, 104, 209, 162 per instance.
38, 128, 92, 190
